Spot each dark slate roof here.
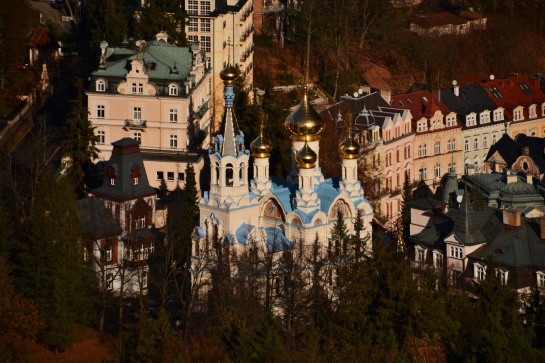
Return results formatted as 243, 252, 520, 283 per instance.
407, 198, 446, 211
76, 196, 122, 239
92, 138, 156, 201
210, 0, 249, 15
320, 92, 403, 130
451, 194, 487, 245
486, 133, 519, 164
440, 83, 500, 127
410, 218, 454, 250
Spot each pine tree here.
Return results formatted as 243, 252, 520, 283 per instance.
15, 178, 92, 351
89, 0, 128, 49
63, 79, 98, 187
329, 210, 349, 257
136, 0, 187, 46
399, 172, 412, 250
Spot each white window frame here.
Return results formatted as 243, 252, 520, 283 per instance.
415, 246, 427, 263
200, 35, 211, 53
496, 268, 508, 285
474, 263, 486, 282
434, 163, 441, 179
169, 109, 178, 122
138, 83, 143, 94
188, 18, 198, 32
464, 139, 469, 151
434, 141, 440, 155
96, 80, 105, 92
187, 0, 198, 15
133, 177, 139, 186
492, 134, 497, 145
432, 251, 443, 269
97, 105, 105, 118
474, 138, 479, 150
167, 172, 175, 181
97, 130, 105, 144
169, 84, 178, 96
132, 83, 137, 93
450, 245, 463, 259
537, 271, 545, 288
200, 18, 211, 32
170, 134, 178, 148
105, 246, 113, 261
133, 107, 141, 120
494, 109, 504, 121
133, 132, 141, 143
200, 0, 210, 15
530, 105, 537, 118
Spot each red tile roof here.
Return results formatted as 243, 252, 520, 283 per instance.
410, 12, 468, 28
391, 89, 450, 121
28, 24, 59, 50
459, 74, 545, 121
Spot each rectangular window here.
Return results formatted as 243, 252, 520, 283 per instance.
188, 35, 198, 43
97, 130, 105, 144
178, 172, 185, 181
170, 134, 178, 148
105, 246, 112, 261
433, 252, 443, 269
538, 273, 545, 288
138, 83, 143, 93
188, 18, 198, 32
476, 265, 486, 281
97, 81, 105, 92
200, 18, 210, 32
132, 83, 137, 93
187, 0, 198, 14
133, 132, 141, 143
133, 107, 141, 120
200, 36, 211, 53
167, 172, 174, 181
156, 171, 164, 180
133, 177, 139, 185
434, 142, 440, 155
97, 105, 105, 118
169, 109, 178, 122
416, 248, 426, 263
200, 0, 210, 15
106, 273, 114, 290
450, 246, 463, 259
434, 164, 441, 178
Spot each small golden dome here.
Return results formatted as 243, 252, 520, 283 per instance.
250, 122, 272, 158
339, 130, 360, 159
220, 62, 238, 84
285, 86, 324, 139
296, 140, 317, 169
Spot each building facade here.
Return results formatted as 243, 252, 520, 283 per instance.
77, 138, 162, 295
191, 66, 373, 307
87, 34, 211, 190
185, 0, 254, 136
391, 89, 462, 199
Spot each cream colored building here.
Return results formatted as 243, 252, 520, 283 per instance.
185, 0, 254, 138
392, 89, 462, 199
87, 34, 212, 190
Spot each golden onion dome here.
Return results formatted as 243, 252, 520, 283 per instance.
339, 130, 360, 159
285, 86, 324, 139
250, 122, 272, 158
295, 140, 317, 169
220, 62, 238, 84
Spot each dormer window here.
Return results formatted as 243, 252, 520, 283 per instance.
537, 271, 545, 287
96, 80, 105, 92
494, 109, 504, 121
415, 246, 427, 263
496, 268, 508, 285
169, 84, 178, 96
530, 105, 537, 118
514, 108, 523, 121
131, 165, 141, 186
107, 166, 117, 187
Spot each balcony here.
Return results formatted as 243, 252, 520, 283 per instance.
194, 101, 209, 120
125, 119, 147, 128
263, 3, 283, 13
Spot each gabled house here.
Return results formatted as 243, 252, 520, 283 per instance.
459, 74, 545, 139
392, 89, 461, 198
78, 138, 163, 295
27, 23, 60, 68
441, 82, 506, 173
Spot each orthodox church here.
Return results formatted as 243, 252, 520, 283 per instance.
193, 63, 373, 257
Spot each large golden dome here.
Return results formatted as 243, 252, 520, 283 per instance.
285, 86, 324, 140
296, 140, 317, 169
339, 130, 360, 159
220, 62, 238, 84
250, 121, 272, 158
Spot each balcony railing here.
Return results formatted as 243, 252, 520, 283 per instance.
194, 101, 209, 120
125, 119, 147, 128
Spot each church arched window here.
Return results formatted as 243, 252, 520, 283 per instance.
226, 164, 233, 186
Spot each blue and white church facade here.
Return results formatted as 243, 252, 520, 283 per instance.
191, 63, 374, 303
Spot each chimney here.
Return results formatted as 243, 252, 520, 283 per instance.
527, 174, 533, 184
506, 171, 518, 184
380, 89, 391, 103
453, 80, 459, 96
503, 208, 522, 227
539, 217, 545, 239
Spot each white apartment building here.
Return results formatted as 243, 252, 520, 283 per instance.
87, 33, 211, 190
185, 0, 254, 136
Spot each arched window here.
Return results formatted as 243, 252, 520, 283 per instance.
434, 141, 440, 155
492, 134, 497, 144
226, 163, 233, 186
464, 139, 469, 151
96, 79, 105, 92
215, 163, 220, 184
483, 136, 488, 149
169, 84, 178, 96
474, 138, 479, 150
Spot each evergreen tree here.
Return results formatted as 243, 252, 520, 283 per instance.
63, 79, 98, 187
15, 178, 92, 351
399, 172, 412, 250
329, 210, 349, 256
89, 0, 128, 49
136, 0, 187, 46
